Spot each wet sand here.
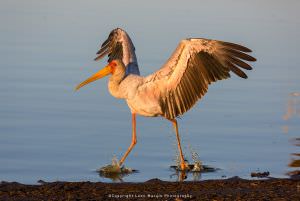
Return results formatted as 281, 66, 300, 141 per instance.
1, 177, 299, 201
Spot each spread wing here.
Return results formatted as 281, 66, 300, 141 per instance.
94, 28, 140, 75
143, 38, 256, 119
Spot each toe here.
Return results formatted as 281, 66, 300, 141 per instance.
180, 161, 190, 171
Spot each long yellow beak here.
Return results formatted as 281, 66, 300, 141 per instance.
75, 64, 112, 91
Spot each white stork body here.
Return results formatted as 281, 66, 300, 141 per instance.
76, 28, 256, 171
108, 73, 162, 117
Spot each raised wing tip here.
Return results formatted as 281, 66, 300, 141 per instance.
115, 27, 125, 31
221, 41, 253, 53
94, 56, 101, 61
110, 27, 127, 35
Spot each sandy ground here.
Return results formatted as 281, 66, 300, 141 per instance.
1, 177, 300, 201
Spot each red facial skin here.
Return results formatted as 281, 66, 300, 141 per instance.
109, 61, 117, 74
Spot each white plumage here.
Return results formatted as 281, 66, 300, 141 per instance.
76, 28, 256, 171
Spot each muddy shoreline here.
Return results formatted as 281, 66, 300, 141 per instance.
1, 177, 299, 201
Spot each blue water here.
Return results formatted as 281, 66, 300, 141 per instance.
0, 0, 300, 183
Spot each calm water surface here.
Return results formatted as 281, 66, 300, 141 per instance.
0, 0, 300, 183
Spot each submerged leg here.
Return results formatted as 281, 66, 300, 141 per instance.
119, 113, 137, 166
170, 119, 189, 171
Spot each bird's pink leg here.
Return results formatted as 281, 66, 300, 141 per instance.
119, 113, 137, 166
170, 119, 189, 171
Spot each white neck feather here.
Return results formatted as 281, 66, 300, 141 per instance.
107, 65, 127, 99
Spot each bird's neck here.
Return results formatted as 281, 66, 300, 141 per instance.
108, 70, 127, 99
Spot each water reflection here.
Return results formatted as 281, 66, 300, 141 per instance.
282, 92, 300, 178
170, 164, 217, 182
98, 157, 138, 182
282, 92, 300, 122
288, 138, 300, 178
98, 169, 138, 182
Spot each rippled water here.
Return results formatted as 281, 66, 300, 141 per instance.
1, 0, 300, 183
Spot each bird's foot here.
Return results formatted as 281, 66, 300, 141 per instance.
180, 160, 190, 171
99, 156, 122, 173
99, 156, 136, 175
99, 163, 122, 174
177, 160, 203, 172
98, 161, 137, 181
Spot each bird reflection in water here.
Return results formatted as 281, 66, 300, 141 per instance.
288, 138, 300, 179
170, 163, 217, 181
282, 92, 300, 178
282, 92, 300, 122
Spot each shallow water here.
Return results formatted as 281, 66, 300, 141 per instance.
0, 0, 300, 183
